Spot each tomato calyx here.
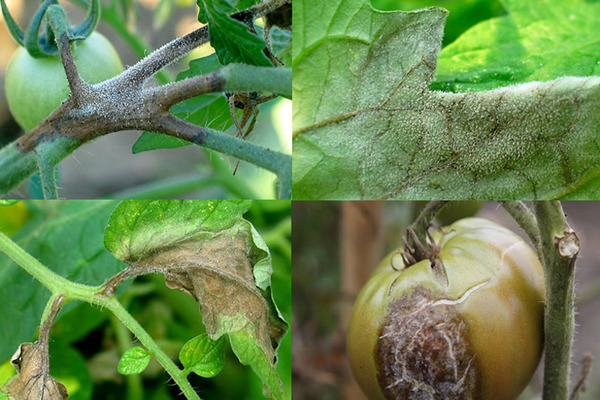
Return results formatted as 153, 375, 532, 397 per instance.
0, 0, 100, 57
393, 225, 449, 286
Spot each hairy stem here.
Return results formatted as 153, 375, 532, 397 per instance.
534, 202, 579, 400
220, 64, 292, 99
38, 157, 59, 199
154, 116, 291, 198
105, 299, 200, 399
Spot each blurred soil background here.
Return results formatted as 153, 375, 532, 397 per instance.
291, 201, 600, 400
0, 0, 291, 198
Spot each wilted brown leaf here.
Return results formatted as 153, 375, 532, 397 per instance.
129, 225, 286, 360
3, 296, 68, 399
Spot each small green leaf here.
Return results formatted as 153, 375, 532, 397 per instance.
118, 347, 151, 375
0, 200, 19, 206
179, 334, 225, 378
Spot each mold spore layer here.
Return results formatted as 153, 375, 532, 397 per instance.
375, 286, 482, 400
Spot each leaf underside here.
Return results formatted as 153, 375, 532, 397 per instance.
292, 0, 600, 199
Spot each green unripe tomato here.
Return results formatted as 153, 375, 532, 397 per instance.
5, 32, 123, 131
347, 218, 545, 400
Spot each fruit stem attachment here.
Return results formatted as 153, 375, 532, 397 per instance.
406, 201, 448, 259
399, 201, 447, 267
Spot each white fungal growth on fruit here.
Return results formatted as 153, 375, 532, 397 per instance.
375, 286, 481, 400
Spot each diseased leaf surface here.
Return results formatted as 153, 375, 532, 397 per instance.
104, 200, 287, 400
292, 0, 600, 199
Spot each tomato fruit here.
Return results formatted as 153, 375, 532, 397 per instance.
5, 32, 123, 131
347, 218, 545, 400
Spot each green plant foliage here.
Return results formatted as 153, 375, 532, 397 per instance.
432, 0, 600, 92
0, 201, 124, 363
292, 0, 600, 199
104, 200, 287, 399
117, 347, 152, 375
197, 0, 271, 66
179, 334, 226, 377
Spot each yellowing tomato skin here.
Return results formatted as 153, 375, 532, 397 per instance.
347, 218, 545, 400
5, 32, 123, 131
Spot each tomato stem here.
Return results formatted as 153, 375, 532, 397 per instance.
534, 202, 579, 400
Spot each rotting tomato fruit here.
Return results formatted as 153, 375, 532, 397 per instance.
347, 217, 545, 400
5, 32, 123, 131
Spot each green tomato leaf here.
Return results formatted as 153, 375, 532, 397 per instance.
132, 55, 236, 154
117, 347, 151, 376
104, 200, 251, 260
0, 201, 125, 364
229, 329, 283, 400
104, 200, 287, 399
292, 0, 600, 199
179, 334, 225, 377
269, 27, 292, 67
196, 0, 271, 66
433, 0, 600, 92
